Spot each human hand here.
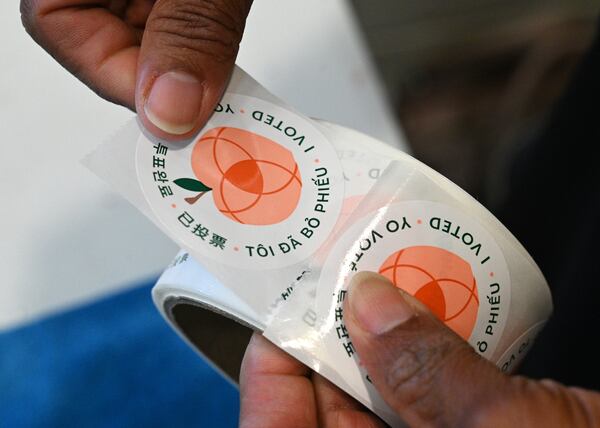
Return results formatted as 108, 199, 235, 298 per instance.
20, 0, 252, 140
240, 272, 600, 427
240, 332, 387, 428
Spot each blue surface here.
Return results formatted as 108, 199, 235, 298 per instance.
0, 280, 239, 428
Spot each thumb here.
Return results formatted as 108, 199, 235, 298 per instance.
344, 272, 510, 427
136, 0, 252, 140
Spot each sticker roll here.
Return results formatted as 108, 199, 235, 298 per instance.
151, 121, 551, 428
153, 250, 258, 384
263, 135, 552, 426
151, 119, 407, 384
86, 66, 552, 427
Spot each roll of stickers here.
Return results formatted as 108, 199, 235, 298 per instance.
85, 66, 552, 427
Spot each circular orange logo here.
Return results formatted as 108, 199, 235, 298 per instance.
379, 245, 479, 340
175, 127, 302, 225
138, 93, 345, 269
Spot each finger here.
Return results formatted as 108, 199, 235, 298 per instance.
344, 272, 511, 427
136, 0, 252, 140
312, 373, 386, 428
239, 333, 317, 428
20, 0, 147, 108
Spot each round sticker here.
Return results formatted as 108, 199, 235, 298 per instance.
136, 94, 344, 269
317, 201, 511, 360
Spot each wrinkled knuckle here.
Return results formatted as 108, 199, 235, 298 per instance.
149, 0, 246, 62
385, 328, 457, 422
387, 330, 450, 397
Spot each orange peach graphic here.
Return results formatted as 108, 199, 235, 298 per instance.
179, 127, 302, 225
379, 246, 479, 340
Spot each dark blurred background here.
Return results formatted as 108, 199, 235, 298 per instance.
353, 0, 599, 200
354, 0, 600, 391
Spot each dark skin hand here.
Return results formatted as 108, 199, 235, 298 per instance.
20, 0, 253, 140
20, 4, 600, 425
240, 272, 600, 427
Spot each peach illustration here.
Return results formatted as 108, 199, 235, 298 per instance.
378, 246, 479, 340
175, 127, 302, 225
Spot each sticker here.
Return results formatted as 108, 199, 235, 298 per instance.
136, 94, 344, 269
334, 148, 391, 224
495, 321, 546, 373
336, 147, 389, 198
317, 201, 511, 361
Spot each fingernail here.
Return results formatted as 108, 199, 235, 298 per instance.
348, 272, 414, 335
144, 71, 203, 135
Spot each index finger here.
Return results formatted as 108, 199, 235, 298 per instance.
239, 333, 317, 428
21, 0, 146, 108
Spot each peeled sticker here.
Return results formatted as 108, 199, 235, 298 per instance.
136, 93, 345, 270
86, 65, 553, 427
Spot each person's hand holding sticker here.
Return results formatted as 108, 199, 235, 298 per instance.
20, 0, 252, 139
240, 272, 600, 427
